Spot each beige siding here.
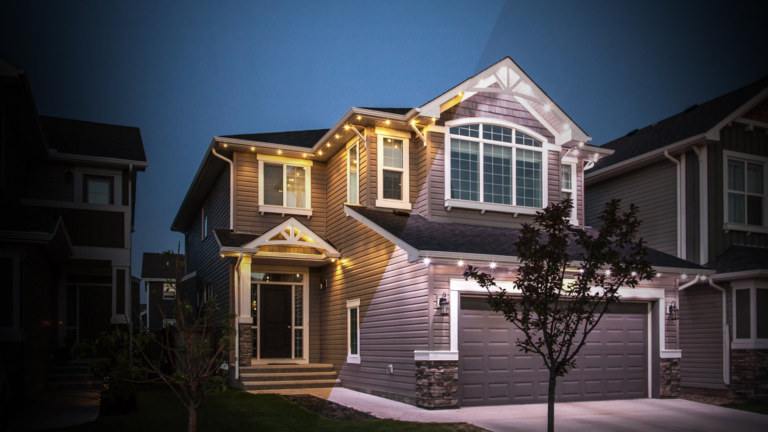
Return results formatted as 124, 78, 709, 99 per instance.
586, 162, 678, 255
233, 151, 327, 236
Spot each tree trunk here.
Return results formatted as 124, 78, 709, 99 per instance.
187, 405, 197, 432
547, 372, 557, 432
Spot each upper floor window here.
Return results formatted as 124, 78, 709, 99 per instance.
447, 122, 546, 214
561, 163, 577, 224
376, 130, 410, 210
83, 174, 114, 204
258, 154, 313, 217
348, 140, 359, 204
725, 151, 766, 231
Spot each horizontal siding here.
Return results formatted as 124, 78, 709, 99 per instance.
23, 162, 74, 201
233, 151, 327, 237
586, 162, 677, 255
57, 208, 124, 248
679, 284, 725, 389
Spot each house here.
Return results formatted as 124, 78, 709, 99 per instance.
0, 59, 146, 408
585, 76, 768, 399
172, 57, 707, 408
140, 252, 185, 331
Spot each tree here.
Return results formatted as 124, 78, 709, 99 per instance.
133, 249, 235, 432
464, 199, 653, 432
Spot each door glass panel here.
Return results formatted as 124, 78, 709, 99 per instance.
251, 284, 258, 325
294, 329, 303, 358
294, 285, 303, 326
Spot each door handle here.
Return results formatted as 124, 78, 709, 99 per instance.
287, 325, 292, 329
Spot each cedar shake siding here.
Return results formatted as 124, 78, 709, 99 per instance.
185, 168, 232, 320
586, 162, 678, 256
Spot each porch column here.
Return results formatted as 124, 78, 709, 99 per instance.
237, 256, 252, 365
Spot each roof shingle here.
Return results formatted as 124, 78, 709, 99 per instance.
41, 115, 146, 162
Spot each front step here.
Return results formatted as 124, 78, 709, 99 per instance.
47, 362, 102, 391
239, 363, 338, 391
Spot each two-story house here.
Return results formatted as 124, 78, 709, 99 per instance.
172, 57, 707, 408
585, 76, 768, 399
140, 252, 184, 331
0, 59, 146, 407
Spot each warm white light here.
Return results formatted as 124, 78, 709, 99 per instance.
250, 146, 255, 151
579, 268, 584, 274
326, 142, 331, 148
431, 117, 437, 122
681, 274, 688, 280
385, 120, 391, 125
578, 142, 584, 148
344, 125, 350, 130
701, 275, 707, 280
656, 272, 662, 278
457, 260, 464, 267
631, 271, 637, 277
302, 153, 307, 158
489, 262, 497, 269
605, 269, 611, 276
573, 149, 579, 155
222, 143, 228, 148
277, 150, 283, 155
335, 134, 340, 139
356, 115, 362, 120
423, 257, 431, 265
318, 150, 323, 155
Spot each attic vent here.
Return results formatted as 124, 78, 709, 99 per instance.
625, 129, 639, 137
684, 104, 699, 113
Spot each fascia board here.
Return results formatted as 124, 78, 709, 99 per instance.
710, 269, 768, 281
171, 138, 219, 232
654, 265, 715, 275
214, 136, 313, 153
309, 107, 417, 154
47, 150, 148, 168
705, 85, 768, 140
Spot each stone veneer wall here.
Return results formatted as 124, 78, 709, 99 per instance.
415, 360, 459, 409
731, 349, 768, 399
660, 358, 681, 397
238, 324, 252, 365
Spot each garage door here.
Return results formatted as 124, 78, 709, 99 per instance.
459, 296, 647, 406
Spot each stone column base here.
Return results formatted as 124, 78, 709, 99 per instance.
660, 358, 680, 397
731, 349, 768, 399
238, 324, 252, 365
416, 360, 459, 409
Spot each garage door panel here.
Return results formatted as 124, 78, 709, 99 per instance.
459, 295, 647, 406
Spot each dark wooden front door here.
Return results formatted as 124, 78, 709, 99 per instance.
260, 285, 292, 358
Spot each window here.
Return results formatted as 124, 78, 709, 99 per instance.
200, 282, 213, 305
347, 140, 359, 204
376, 131, 410, 210
163, 282, 176, 300
561, 163, 577, 224
732, 283, 768, 349
201, 208, 208, 240
83, 174, 113, 204
725, 151, 767, 231
347, 299, 360, 364
258, 155, 313, 216
446, 122, 546, 214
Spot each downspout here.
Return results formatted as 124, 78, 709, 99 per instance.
692, 145, 708, 264
211, 147, 234, 230
664, 151, 685, 259
708, 279, 730, 385
233, 252, 243, 380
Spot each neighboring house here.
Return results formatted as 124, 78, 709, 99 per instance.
140, 252, 185, 330
585, 76, 768, 398
0, 59, 146, 407
172, 57, 706, 408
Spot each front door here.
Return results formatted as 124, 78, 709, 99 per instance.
260, 285, 292, 358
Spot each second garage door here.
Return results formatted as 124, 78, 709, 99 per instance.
459, 296, 648, 406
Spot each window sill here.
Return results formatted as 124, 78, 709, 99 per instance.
259, 205, 313, 218
722, 223, 768, 235
731, 339, 768, 350
346, 354, 361, 364
444, 199, 540, 215
375, 199, 412, 211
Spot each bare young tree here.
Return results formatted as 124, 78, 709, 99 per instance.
464, 199, 654, 432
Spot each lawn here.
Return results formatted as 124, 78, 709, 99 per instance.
54, 389, 483, 432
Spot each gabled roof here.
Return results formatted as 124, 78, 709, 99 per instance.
706, 246, 768, 275
221, 129, 330, 149
358, 107, 412, 115
41, 115, 147, 164
589, 75, 768, 176
345, 205, 707, 272
141, 252, 185, 279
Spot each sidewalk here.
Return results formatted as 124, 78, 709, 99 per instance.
9, 389, 100, 431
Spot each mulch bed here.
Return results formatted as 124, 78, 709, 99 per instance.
284, 395, 378, 421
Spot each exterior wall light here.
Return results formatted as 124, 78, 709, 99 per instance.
668, 301, 679, 321
435, 293, 449, 316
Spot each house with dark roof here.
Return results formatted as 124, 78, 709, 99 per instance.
172, 57, 707, 408
0, 58, 146, 408
585, 76, 768, 399
140, 252, 185, 331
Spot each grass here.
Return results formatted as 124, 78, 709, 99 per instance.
722, 399, 768, 416
54, 388, 483, 432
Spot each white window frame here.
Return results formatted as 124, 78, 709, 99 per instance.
346, 298, 361, 364
347, 138, 360, 205
163, 282, 176, 300
731, 279, 768, 349
375, 128, 411, 210
561, 162, 578, 224
257, 154, 313, 217
444, 118, 549, 215
723, 150, 768, 234
0, 253, 21, 341
73, 168, 122, 209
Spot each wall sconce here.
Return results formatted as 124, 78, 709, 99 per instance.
319, 279, 327, 291
435, 293, 449, 316
668, 301, 679, 321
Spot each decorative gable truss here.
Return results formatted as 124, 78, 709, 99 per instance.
220, 218, 340, 262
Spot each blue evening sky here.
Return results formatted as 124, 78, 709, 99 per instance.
1, 0, 766, 276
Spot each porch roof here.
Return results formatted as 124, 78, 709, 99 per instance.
345, 205, 708, 273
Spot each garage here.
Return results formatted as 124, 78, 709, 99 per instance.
459, 295, 648, 406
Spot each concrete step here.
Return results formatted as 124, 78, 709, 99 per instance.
240, 363, 335, 374
242, 379, 339, 391
240, 371, 337, 381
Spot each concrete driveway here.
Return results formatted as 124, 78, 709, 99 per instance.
327, 388, 768, 432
